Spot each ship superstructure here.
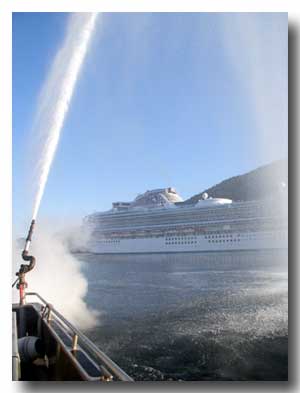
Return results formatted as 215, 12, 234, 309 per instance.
84, 187, 287, 254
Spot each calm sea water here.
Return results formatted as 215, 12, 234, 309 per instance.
76, 250, 288, 381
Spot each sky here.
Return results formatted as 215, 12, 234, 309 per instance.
13, 12, 288, 235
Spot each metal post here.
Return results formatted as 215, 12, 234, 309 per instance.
12, 312, 21, 381
72, 334, 78, 352
19, 284, 26, 305
47, 308, 52, 322
17, 273, 27, 305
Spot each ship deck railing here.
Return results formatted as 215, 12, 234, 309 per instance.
22, 292, 133, 382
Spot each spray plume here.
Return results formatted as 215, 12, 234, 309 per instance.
32, 13, 98, 221
219, 13, 287, 163
13, 222, 99, 329
16, 13, 99, 328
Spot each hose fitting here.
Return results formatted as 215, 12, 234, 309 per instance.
16, 219, 37, 305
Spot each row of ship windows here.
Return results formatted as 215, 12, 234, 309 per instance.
97, 232, 285, 244
204, 234, 238, 239
208, 239, 241, 243
92, 221, 281, 236
99, 239, 120, 244
204, 233, 279, 240
89, 209, 280, 226
167, 234, 239, 240
166, 241, 197, 245
166, 236, 197, 241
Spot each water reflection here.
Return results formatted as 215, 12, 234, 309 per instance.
77, 250, 288, 380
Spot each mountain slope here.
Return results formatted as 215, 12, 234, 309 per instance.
184, 160, 287, 204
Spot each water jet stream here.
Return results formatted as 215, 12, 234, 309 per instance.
31, 13, 98, 221
15, 14, 99, 326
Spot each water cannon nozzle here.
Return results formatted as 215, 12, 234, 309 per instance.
24, 219, 35, 253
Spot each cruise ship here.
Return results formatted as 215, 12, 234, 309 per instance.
83, 187, 287, 254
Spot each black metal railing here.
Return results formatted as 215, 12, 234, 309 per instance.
25, 292, 133, 382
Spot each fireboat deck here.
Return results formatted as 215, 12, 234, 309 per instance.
12, 292, 133, 381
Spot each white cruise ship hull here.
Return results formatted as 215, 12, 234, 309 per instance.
84, 188, 288, 255
87, 230, 288, 254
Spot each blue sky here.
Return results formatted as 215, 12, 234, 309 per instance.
13, 12, 287, 234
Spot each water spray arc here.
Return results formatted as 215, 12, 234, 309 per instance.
32, 13, 98, 221
17, 13, 98, 305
